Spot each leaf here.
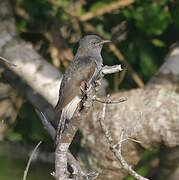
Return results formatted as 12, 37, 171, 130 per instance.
126, 1, 171, 35
152, 39, 165, 47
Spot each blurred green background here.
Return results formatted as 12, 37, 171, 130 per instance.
1, 0, 179, 179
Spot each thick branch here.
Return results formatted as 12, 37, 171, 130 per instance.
149, 46, 179, 90
80, 87, 179, 179
35, 109, 87, 179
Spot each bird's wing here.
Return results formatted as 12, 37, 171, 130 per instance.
55, 56, 97, 112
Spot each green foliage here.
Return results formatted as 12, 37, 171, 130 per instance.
96, 24, 111, 40
5, 101, 47, 145
19, 0, 54, 21
152, 38, 165, 47
5, 129, 22, 141
123, 0, 172, 35
0, 155, 53, 180
16, 0, 55, 33
171, 4, 179, 29
125, 148, 159, 179
90, 1, 110, 12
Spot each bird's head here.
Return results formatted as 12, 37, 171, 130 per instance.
78, 35, 111, 56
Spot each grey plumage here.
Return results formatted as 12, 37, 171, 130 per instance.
55, 35, 110, 142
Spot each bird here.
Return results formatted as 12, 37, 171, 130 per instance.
55, 35, 110, 141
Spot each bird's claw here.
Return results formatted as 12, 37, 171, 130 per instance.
82, 171, 99, 180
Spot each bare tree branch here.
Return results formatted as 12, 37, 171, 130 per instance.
99, 103, 148, 180
35, 109, 87, 179
80, 0, 134, 22
55, 105, 82, 180
101, 65, 123, 75
0, 56, 16, 67
93, 96, 127, 104
23, 141, 42, 180
35, 109, 56, 140
149, 46, 179, 90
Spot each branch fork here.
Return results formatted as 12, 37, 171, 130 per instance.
35, 64, 147, 180
99, 103, 149, 180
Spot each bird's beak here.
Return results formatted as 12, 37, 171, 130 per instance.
96, 40, 111, 46
102, 40, 112, 44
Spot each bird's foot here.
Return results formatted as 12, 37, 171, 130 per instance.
82, 171, 99, 180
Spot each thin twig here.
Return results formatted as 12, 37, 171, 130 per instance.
121, 137, 143, 145
100, 104, 114, 145
93, 96, 127, 104
99, 104, 149, 180
80, 0, 134, 22
0, 56, 17, 67
23, 141, 42, 180
35, 109, 56, 140
118, 130, 148, 180
117, 68, 127, 89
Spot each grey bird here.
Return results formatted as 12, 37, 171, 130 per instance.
55, 35, 110, 140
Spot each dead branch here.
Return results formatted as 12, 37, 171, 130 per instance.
149, 46, 179, 90
54, 104, 86, 180
35, 109, 87, 179
0, 56, 16, 67
99, 103, 149, 180
80, 0, 134, 22
101, 65, 123, 75
93, 96, 127, 104
23, 141, 42, 180
35, 110, 56, 140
